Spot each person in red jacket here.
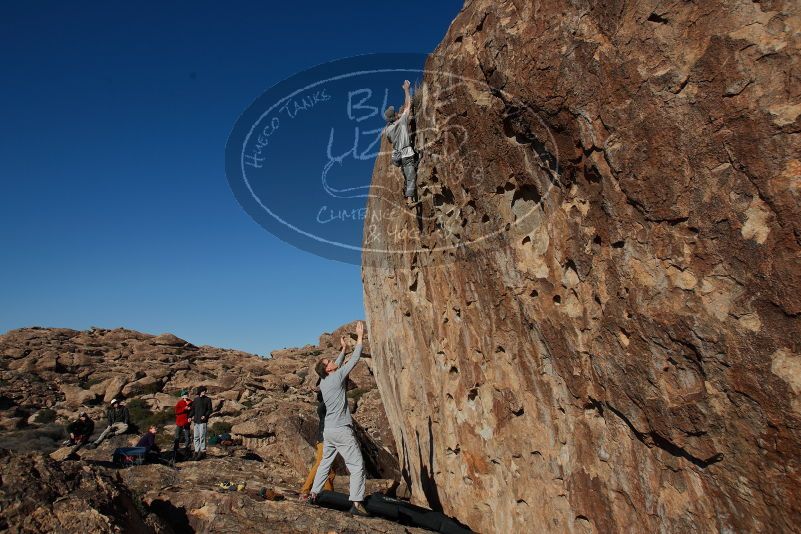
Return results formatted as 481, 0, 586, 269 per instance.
173, 390, 192, 456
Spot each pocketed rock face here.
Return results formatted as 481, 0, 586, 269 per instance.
363, 1, 801, 533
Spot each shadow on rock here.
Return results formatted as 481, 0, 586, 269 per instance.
148, 499, 193, 534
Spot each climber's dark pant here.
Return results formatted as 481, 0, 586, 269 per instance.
401, 156, 417, 198
173, 424, 191, 450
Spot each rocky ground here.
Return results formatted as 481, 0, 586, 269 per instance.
0, 324, 413, 533
0, 447, 424, 534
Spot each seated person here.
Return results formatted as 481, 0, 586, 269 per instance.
90, 398, 130, 448
65, 411, 94, 445
136, 425, 162, 459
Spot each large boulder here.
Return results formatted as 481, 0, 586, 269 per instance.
151, 333, 189, 347
122, 375, 163, 397
363, 1, 801, 533
34, 352, 59, 372
102, 376, 128, 403
59, 384, 98, 407
147, 393, 179, 412
231, 419, 274, 438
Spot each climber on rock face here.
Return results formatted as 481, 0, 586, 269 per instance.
385, 79, 419, 208
308, 321, 369, 518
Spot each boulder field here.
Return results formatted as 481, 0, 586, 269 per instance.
0, 324, 406, 533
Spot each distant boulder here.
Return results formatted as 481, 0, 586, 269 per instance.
152, 333, 192, 347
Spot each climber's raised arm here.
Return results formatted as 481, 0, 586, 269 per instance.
338, 321, 364, 379
401, 79, 412, 114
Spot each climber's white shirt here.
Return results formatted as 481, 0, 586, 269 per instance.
386, 109, 415, 158
319, 343, 362, 429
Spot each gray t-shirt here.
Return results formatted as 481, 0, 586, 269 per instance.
320, 343, 363, 429
385, 110, 415, 158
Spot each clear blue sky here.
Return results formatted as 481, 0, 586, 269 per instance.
0, 1, 461, 355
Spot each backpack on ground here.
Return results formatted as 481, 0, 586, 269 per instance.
112, 446, 147, 468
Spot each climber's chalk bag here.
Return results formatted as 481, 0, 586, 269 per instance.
391, 148, 402, 167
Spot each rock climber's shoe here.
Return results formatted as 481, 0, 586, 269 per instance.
406, 197, 420, 208
350, 502, 370, 517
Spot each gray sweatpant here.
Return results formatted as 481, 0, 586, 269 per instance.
92, 422, 128, 446
193, 422, 207, 452
311, 425, 366, 501
401, 156, 417, 198
174, 424, 191, 450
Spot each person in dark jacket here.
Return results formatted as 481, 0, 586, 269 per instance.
136, 425, 162, 460
190, 386, 212, 460
173, 390, 192, 455
65, 411, 94, 445
91, 399, 130, 447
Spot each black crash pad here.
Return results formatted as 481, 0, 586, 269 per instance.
314, 491, 473, 533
